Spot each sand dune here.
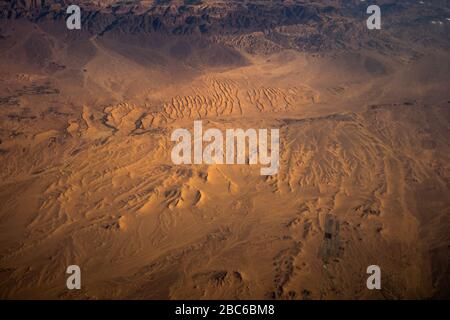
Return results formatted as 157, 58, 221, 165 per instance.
0, 0, 449, 299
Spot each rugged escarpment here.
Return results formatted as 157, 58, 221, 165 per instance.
2, 0, 449, 54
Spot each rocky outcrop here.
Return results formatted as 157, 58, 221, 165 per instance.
1, 1, 448, 54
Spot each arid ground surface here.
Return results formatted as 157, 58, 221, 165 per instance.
0, 0, 449, 299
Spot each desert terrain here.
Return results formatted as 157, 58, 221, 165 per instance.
0, 0, 449, 299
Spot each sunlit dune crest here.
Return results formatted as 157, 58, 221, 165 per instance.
0, 0, 449, 299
